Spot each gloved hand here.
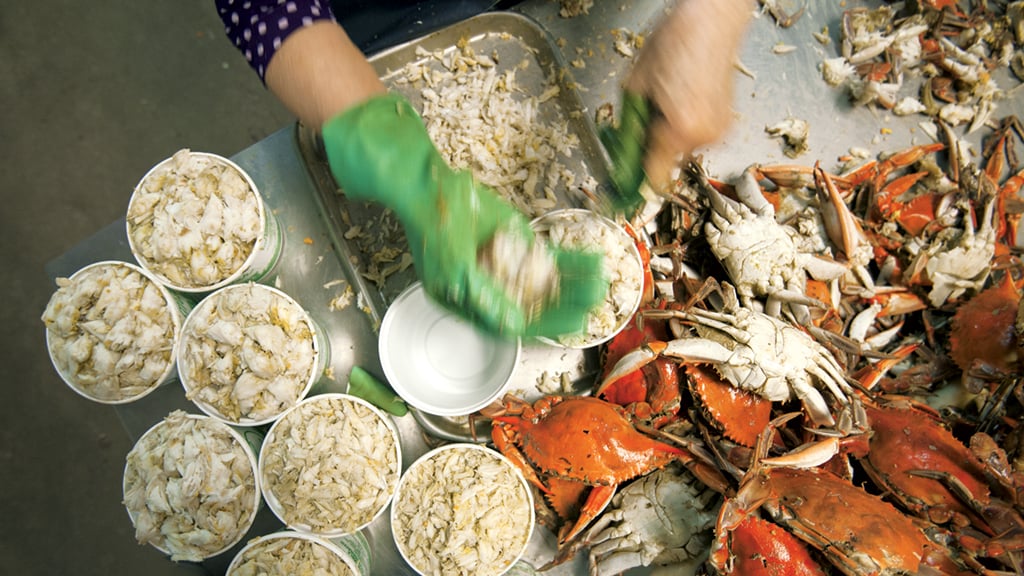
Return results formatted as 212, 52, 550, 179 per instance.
321, 93, 609, 338
600, 90, 652, 218
621, 0, 752, 193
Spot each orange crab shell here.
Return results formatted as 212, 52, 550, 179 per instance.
858, 402, 993, 530
713, 514, 826, 576
492, 396, 685, 486
687, 363, 771, 448
758, 466, 929, 574
949, 274, 1021, 374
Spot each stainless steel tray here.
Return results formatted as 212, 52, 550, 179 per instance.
300, 10, 613, 313
298, 11, 611, 439
297, 11, 619, 575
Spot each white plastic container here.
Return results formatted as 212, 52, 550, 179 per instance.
259, 394, 401, 538
126, 149, 282, 293
122, 410, 261, 562
530, 208, 644, 349
42, 260, 191, 404
177, 283, 327, 426
379, 282, 520, 416
391, 443, 534, 576
227, 530, 371, 576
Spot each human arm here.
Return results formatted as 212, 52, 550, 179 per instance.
621, 0, 753, 193
264, 20, 385, 128
216, 1, 608, 337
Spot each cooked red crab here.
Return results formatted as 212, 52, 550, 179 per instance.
711, 414, 932, 576
949, 273, 1021, 375
482, 394, 725, 546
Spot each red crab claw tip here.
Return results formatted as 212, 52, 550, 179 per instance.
594, 341, 668, 397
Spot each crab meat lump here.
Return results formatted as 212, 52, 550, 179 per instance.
392, 446, 532, 576
179, 284, 317, 424
260, 395, 400, 535
478, 226, 560, 322
122, 410, 258, 562
42, 262, 179, 402
128, 149, 262, 289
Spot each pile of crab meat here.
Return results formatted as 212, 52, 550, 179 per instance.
532, 210, 644, 347
392, 446, 532, 576
477, 225, 561, 325
228, 534, 355, 576
42, 262, 179, 402
122, 410, 258, 562
127, 148, 262, 289
395, 40, 580, 219
260, 395, 400, 535
178, 284, 317, 424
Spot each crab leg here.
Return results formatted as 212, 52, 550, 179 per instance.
596, 341, 669, 396
558, 484, 616, 545
491, 423, 551, 494
815, 164, 876, 295
761, 437, 840, 468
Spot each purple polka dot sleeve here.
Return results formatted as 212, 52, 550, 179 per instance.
215, 0, 335, 83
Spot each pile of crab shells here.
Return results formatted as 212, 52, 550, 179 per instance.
178, 283, 321, 425
41, 261, 185, 403
571, 124, 1024, 574
122, 410, 260, 562
820, 2, 1024, 134
127, 148, 266, 291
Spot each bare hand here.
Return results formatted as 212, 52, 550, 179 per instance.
626, 0, 752, 191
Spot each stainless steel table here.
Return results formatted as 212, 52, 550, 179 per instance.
46, 0, 1024, 574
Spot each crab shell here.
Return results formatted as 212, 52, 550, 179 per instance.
738, 466, 928, 575
711, 514, 826, 576
492, 396, 684, 486
489, 395, 689, 545
686, 363, 771, 448
857, 402, 997, 531
598, 301, 681, 427
949, 274, 1021, 373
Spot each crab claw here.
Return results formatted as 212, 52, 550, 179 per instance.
557, 484, 616, 546
815, 163, 875, 295
761, 437, 841, 469
596, 341, 667, 397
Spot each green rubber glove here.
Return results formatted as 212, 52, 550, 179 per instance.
600, 91, 652, 218
322, 93, 608, 338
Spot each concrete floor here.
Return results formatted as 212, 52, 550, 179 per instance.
1, 2, 293, 574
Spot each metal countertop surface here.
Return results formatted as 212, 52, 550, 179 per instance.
46, 0, 1024, 574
